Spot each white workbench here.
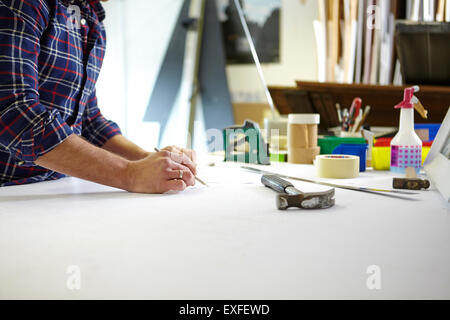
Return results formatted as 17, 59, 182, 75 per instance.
0, 158, 449, 300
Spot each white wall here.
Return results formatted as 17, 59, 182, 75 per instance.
227, 0, 318, 103
95, 0, 127, 133
96, 0, 318, 149
98, 0, 183, 149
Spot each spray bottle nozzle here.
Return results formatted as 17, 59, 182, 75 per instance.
394, 86, 417, 109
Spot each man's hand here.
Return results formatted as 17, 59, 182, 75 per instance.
35, 134, 199, 194
126, 149, 197, 194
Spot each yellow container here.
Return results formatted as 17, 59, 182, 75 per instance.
372, 146, 430, 170
372, 147, 390, 170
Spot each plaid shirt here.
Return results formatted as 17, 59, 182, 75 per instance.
0, 0, 121, 186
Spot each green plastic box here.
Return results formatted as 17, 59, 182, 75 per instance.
318, 136, 367, 155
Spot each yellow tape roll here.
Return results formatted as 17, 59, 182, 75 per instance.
316, 155, 360, 179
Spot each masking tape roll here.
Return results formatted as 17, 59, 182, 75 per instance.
316, 155, 360, 179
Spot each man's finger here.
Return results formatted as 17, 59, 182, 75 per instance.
181, 147, 197, 164
166, 168, 195, 187
164, 179, 187, 192
167, 151, 197, 175
163, 146, 197, 166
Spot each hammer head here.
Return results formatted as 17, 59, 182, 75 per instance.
277, 189, 335, 210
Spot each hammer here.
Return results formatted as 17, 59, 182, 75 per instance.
261, 175, 335, 210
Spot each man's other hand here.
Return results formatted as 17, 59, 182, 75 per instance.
127, 148, 197, 194
162, 145, 197, 174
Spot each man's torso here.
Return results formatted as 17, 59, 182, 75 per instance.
0, 0, 107, 186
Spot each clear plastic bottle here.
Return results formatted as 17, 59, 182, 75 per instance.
390, 87, 422, 175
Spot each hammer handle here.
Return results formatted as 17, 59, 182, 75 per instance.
262, 175, 293, 194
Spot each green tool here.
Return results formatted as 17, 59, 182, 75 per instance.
223, 120, 270, 165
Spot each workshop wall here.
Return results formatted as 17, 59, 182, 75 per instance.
96, 0, 318, 149
227, 0, 318, 103
98, 0, 183, 149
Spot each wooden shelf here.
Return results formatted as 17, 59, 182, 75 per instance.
269, 81, 450, 129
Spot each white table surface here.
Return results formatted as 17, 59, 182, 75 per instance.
0, 157, 449, 300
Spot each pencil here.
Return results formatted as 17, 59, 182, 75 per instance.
154, 148, 208, 187
354, 105, 371, 132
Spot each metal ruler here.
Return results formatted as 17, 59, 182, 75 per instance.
242, 166, 420, 200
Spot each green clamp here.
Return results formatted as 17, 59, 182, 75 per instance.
223, 120, 270, 165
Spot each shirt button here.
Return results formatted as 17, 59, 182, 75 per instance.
80, 18, 87, 25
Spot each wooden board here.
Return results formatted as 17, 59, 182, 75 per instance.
269, 82, 450, 128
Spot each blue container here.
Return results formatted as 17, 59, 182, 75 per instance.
332, 144, 368, 172
414, 124, 441, 142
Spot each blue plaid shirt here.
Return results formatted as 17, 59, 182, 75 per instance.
0, 0, 121, 186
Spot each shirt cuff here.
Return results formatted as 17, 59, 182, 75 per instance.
83, 117, 122, 147
17, 110, 73, 165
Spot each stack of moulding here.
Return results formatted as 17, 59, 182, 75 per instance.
288, 114, 321, 164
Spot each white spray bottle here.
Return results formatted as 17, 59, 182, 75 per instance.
390, 86, 423, 175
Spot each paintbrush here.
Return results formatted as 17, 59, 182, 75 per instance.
354, 105, 371, 133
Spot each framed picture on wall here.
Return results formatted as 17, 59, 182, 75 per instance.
217, 0, 281, 64
424, 107, 450, 202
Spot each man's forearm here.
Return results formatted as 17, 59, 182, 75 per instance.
102, 135, 150, 161
35, 134, 130, 190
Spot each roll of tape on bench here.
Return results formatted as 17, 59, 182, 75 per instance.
316, 155, 360, 179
